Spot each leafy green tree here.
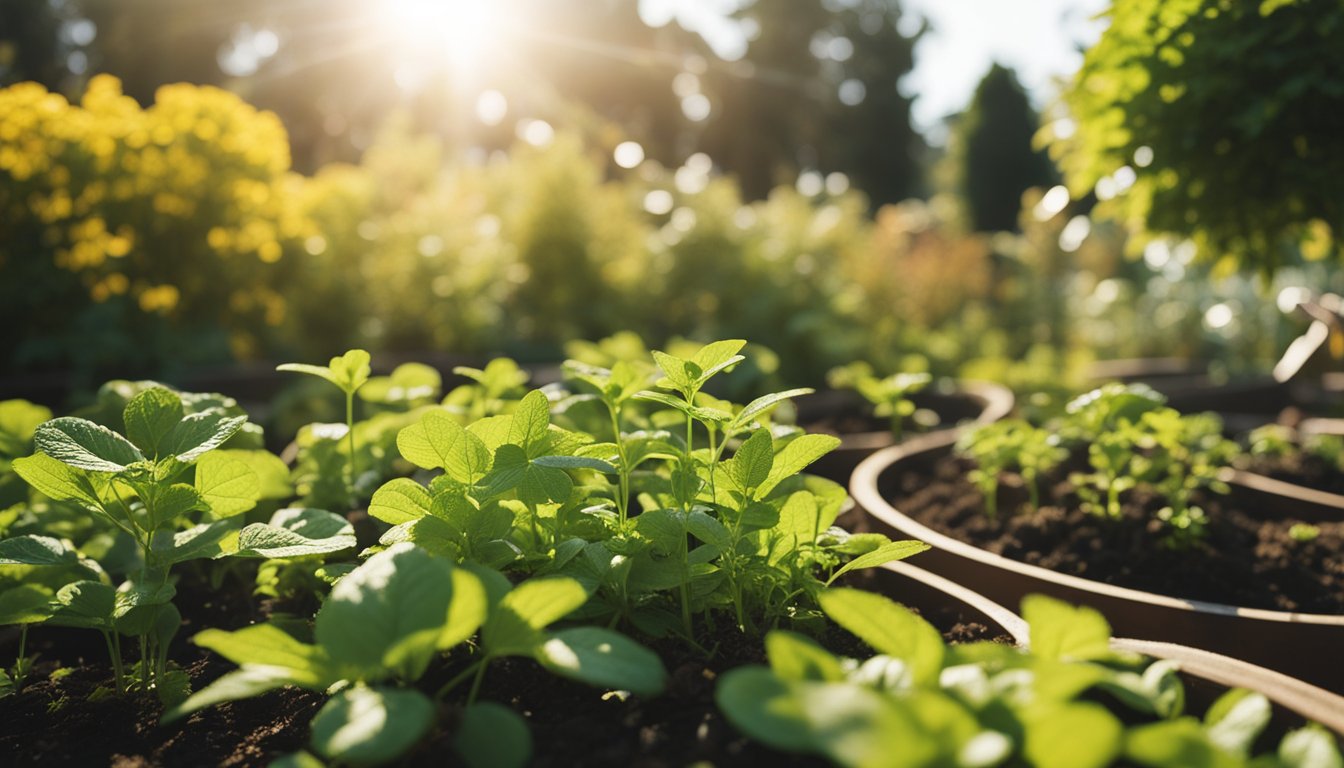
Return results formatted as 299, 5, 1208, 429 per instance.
704, 0, 924, 206
1050, 0, 1344, 271
948, 63, 1058, 232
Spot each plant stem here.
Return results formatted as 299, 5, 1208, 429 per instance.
435, 660, 482, 700
609, 405, 630, 525
467, 658, 489, 704
14, 624, 28, 691
345, 390, 357, 497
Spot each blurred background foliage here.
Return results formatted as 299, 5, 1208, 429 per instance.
0, 0, 1341, 399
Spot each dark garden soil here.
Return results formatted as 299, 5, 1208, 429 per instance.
1241, 454, 1344, 497
883, 454, 1344, 615
798, 390, 983, 442
0, 562, 1007, 767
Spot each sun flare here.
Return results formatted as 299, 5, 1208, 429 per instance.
376, 0, 506, 76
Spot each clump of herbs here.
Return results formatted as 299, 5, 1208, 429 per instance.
959, 384, 1238, 546
828, 362, 933, 440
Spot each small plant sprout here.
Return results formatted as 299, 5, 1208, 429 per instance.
278, 349, 372, 493
716, 591, 1344, 767
958, 419, 1066, 517
9, 387, 251, 697
170, 543, 664, 767
1289, 523, 1321, 543
829, 362, 932, 440
1246, 424, 1297, 459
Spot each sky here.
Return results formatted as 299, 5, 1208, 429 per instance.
901, 0, 1109, 140
640, 0, 1110, 144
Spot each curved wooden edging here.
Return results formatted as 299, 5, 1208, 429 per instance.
1109, 638, 1344, 735
851, 429, 1344, 694
874, 559, 1029, 643
807, 379, 1014, 484
870, 559, 1344, 734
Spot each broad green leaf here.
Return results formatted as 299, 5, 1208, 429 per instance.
234, 508, 355, 560
818, 588, 945, 686
650, 350, 695, 392
1023, 594, 1114, 662
686, 509, 730, 549
123, 387, 184, 457
310, 686, 433, 766
48, 580, 116, 629
1123, 718, 1240, 768
327, 350, 372, 393
691, 340, 748, 381
484, 445, 571, 506
730, 429, 775, 494
269, 752, 326, 768
163, 409, 247, 463
194, 452, 260, 518
775, 491, 823, 543
11, 453, 101, 506
535, 626, 667, 696
0, 584, 54, 624
1204, 689, 1271, 758
827, 540, 930, 585
483, 576, 588, 657
507, 390, 552, 454
164, 666, 310, 723
1025, 702, 1124, 768
368, 478, 432, 525
276, 362, 338, 385
34, 417, 144, 472
531, 455, 618, 474
214, 449, 291, 500
454, 702, 532, 768
764, 630, 846, 682
397, 410, 491, 483
466, 415, 513, 452
315, 543, 454, 678
440, 568, 487, 650
361, 362, 441, 405
0, 534, 78, 566
151, 483, 206, 526
1279, 725, 1344, 768
193, 624, 331, 684
0, 399, 51, 455
715, 667, 816, 753
165, 517, 240, 563
730, 387, 814, 432
759, 434, 841, 498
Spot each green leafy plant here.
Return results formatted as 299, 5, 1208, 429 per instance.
960, 385, 1238, 545
7, 387, 252, 695
170, 542, 664, 767
278, 349, 373, 494
718, 589, 1344, 767
6, 387, 349, 698
958, 419, 1066, 518
444, 358, 530, 422
829, 362, 933, 440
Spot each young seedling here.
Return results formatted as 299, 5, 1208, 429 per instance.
957, 421, 1019, 519
169, 543, 664, 767
829, 363, 932, 440
717, 590, 1344, 768
8, 387, 351, 698
278, 349, 372, 495
446, 357, 530, 421
9, 387, 249, 695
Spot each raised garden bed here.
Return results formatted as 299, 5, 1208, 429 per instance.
852, 429, 1344, 693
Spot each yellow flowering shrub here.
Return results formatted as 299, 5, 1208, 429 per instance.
0, 75, 304, 375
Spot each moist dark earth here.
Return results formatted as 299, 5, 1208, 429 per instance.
884, 454, 1344, 615
0, 564, 1006, 767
